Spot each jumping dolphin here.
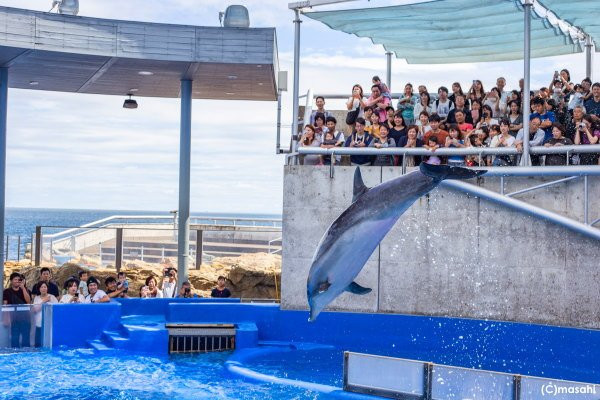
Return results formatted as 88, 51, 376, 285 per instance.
306, 163, 486, 321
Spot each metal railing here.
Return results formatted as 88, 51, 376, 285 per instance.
343, 352, 599, 400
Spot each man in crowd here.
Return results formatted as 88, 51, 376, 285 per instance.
32, 267, 60, 297
365, 85, 390, 123
432, 86, 454, 122
84, 277, 110, 303
515, 117, 546, 165
584, 82, 600, 118
211, 276, 232, 298
344, 117, 373, 165
161, 267, 177, 298
309, 96, 332, 125
424, 114, 449, 145
446, 94, 473, 124
530, 97, 555, 143
582, 78, 593, 102
177, 281, 199, 298
496, 77, 510, 107
3, 272, 31, 347
105, 276, 128, 299
454, 110, 473, 134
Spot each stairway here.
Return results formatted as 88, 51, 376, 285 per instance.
85, 314, 169, 355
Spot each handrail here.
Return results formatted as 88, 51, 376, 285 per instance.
297, 144, 600, 156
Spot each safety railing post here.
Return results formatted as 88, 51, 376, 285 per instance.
115, 228, 123, 273
195, 229, 203, 270
35, 226, 42, 266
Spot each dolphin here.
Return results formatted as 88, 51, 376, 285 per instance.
306, 163, 486, 321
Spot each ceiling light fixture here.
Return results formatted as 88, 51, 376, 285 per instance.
123, 94, 138, 109
29, 81, 39, 86
138, 71, 154, 76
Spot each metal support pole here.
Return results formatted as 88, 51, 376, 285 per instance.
385, 51, 392, 92
177, 79, 193, 288
276, 90, 282, 153
585, 36, 594, 80
4, 235, 7, 261
195, 229, 203, 270
17, 235, 20, 261
520, 0, 532, 166
0, 68, 5, 302
584, 175, 589, 224
291, 9, 302, 157
35, 226, 42, 266
115, 228, 123, 273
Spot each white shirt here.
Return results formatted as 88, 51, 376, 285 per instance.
85, 290, 108, 303
490, 134, 516, 148
78, 280, 89, 297
33, 295, 58, 327
516, 128, 546, 146
414, 102, 433, 119
59, 293, 83, 304
433, 98, 454, 118
162, 281, 177, 298
347, 97, 364, 118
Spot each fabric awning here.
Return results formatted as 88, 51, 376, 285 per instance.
537, 0, 600, 51
305, 0, 582, 64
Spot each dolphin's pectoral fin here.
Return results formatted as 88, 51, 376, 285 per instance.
352, 167, 370, 203
318, 281, 331, 293
345, 281, 372, 295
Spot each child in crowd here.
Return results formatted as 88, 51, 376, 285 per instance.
372, 76, 392, 101
568, 84, 585, 112
366, 112, 381, 139
445, 124, 465, 166
320, 130, 341, 165
117, 271, 129, 295
78, 270, 89, 297
424, 136, 441, 165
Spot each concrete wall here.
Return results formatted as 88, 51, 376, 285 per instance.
281, 166, 600, 329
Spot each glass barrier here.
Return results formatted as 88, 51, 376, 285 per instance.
0, 304, 40, 349
345, 352, 425, 397
521, 376, 599, 400
432, 365, 513, 400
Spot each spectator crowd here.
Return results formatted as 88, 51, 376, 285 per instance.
2, 267, 231, 348
300, 70, 600, 167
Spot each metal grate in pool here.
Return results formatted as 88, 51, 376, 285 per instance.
166, 324, 236, 354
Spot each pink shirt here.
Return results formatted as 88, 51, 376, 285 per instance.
365, 95, 390, 123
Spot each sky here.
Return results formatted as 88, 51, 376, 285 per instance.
1, 0, 599, 214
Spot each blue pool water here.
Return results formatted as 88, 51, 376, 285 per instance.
0, 349, 333, 400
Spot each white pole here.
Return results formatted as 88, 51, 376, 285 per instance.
291, 9, 302, 159
585, 36, 594, 80
386, 51, 392, 93
177, 79, 192, 286
520, 0, 532, 166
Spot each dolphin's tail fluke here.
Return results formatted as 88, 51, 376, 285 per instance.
419, 162, 486, 181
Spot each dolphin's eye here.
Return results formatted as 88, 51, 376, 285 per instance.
318, 281, 331, 293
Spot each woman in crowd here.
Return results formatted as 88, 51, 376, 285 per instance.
483, 87, 504, 118
346, 84, 365, 133
397, 125, 424, 167
141, 276, 163, 298
509, 90, 521, 104
573, 115, 600, 165
32, 282, 58, 347
470, 99, 482, 126
465, 129, 488, 166
445, 124, 466, 166
313, 113, 326, 139
469, 80, 485, 103
388, 111, 407, 144
507, 100, 523, 136
299, 124, 322, 165
489, 119, 516, 166
566, 105, 586, 142
550, 69, 574, 98
415, 111, 431, 140
396, 83, 419, 125
413, 91, 433, 120
369, 124, 396, 166
476, 104, 498, 129
365, 111, 381, 139
544, 123, 573, 166
59, 278, 83, 303
449, 82, 466, 105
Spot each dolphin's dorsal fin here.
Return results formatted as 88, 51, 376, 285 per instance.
353, 167, 370, 203
345, 281, 372, 295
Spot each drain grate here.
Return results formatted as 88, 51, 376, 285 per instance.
166, 324, 235, 354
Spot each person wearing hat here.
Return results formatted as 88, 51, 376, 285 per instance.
84, 277, 110, 303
